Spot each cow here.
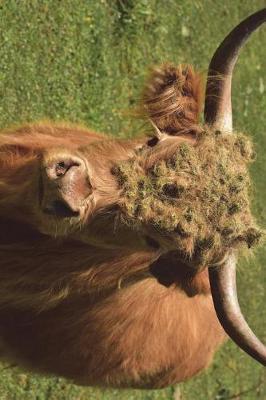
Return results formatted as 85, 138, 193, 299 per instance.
0, 9, 265, 389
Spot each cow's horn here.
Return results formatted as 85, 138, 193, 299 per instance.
205, 9, 266, 365
204, 8, 266, 132
209, 254, 266, 365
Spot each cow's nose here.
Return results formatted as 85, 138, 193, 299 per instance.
40, 153, 92, 217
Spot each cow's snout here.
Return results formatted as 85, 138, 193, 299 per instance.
40, 152, 92, 218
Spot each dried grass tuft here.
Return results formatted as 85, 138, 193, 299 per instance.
114, 130, 263, 267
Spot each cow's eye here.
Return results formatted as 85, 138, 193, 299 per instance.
147, 136, 159, 147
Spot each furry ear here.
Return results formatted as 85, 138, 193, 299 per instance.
141, 63, 204, 136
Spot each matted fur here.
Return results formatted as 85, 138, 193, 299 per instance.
114, 130, 261, 268
0, 63, 245, 388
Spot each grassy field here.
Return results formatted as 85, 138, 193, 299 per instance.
0, 1, 265, 399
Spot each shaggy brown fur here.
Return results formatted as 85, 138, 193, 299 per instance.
140, 64, 203, 136
1, 64, 253, 388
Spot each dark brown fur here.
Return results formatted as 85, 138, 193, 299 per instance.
0, 66, 226, 388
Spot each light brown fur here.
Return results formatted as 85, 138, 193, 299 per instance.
0, 66, 226, 388
140, 63, 204, 136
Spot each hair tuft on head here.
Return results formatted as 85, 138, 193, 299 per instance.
141, 63, 204, 136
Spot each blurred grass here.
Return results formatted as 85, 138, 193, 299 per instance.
0, 1, 265, 399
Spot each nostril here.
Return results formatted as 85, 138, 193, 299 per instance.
55, 160, 80, 178
43, 200, 80, 218
55, 161, 68, 177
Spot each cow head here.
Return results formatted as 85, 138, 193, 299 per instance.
0, 9, 265, 366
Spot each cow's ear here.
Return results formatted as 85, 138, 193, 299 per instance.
141, 64, 204, 137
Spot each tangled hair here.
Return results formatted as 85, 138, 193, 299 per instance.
141, 64, 204, 135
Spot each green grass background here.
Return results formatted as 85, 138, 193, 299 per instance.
0, 1, 265, 399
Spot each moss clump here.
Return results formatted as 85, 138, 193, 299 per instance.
114, 130, 263, 267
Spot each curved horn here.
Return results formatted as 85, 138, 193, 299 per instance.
204, 8, 266, 132
209, 254, 266, 366
205, 9, 266, 365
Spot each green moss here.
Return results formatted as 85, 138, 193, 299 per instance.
115, 130, 263, 266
